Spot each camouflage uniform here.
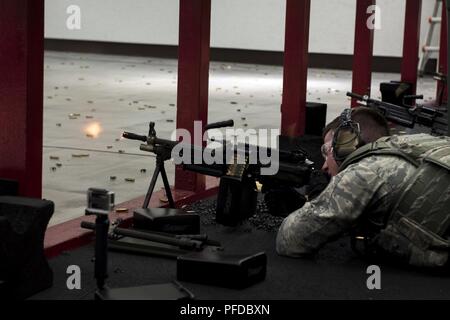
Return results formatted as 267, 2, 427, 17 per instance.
276, 134, 447, 257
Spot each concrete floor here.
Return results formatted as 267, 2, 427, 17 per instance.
43, 51, 438, 225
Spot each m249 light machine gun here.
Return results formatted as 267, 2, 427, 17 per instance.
347, 92, 448, 136
122, 120, 315, 226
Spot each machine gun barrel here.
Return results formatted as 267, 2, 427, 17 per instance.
122, 132, 147, 142
347, 91, 448, 135
205, 119, 234, 130
347, 91, 416, 128
347, 91, 410, 110
347, 92, 414, 122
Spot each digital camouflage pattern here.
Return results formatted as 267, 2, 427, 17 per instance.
276, 134, 450, 268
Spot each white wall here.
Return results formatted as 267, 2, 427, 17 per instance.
44, 0, 440, 58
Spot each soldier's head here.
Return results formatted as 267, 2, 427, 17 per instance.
321, 107, 390, 177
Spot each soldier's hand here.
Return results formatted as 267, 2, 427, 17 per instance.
306, 170, 330, 200
264, 187, 307, 218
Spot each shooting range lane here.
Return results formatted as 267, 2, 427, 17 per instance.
31, 205, 450, 300
42, 51, 440, 227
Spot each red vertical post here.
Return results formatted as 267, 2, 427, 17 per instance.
437, 1, 448, 104
281, 0, 311, 137
0, 0, 44, 198
447, 0, 450, 136
401, 0, 422, 95
175, 0, 211, 192
351, 0, 375, 108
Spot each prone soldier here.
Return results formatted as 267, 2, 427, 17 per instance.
276, 107, 450, 270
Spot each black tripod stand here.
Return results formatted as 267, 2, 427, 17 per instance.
143, 154, 175, 209
86, 206, 194, 300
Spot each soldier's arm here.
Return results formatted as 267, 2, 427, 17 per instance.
276, 162, 386, 257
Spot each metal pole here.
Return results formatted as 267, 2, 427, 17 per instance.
94, 214, 109, 290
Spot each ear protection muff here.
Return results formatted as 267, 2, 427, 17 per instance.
332, 108, 362, 162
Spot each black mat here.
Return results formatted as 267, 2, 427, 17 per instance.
32, 216, 450, 300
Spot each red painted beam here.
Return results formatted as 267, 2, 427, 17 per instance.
351, 0, 375, 108
0, 0, 44, 198
437, 1, 448, 105
281, 0, 311, 137
447, 0, 450, 136
400, 0, 422, 95
175, 0, 211, 192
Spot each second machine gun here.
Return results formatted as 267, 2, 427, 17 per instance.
122, 120, 315, 226
347, 92, 448, 136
